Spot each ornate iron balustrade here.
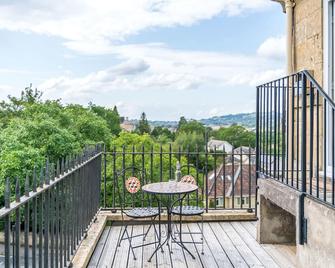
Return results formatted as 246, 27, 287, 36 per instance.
102, 145, 257, 213
0, 145, 103, 268
0, 143, 258, 267
256, 70, 335, 207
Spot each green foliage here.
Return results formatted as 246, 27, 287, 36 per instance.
177, 116, 187, 130
174, 131, 204, 152
211, 125, 256, 147
89, 103, 121, 135
151, 126, 175, 143
64, 104, 111, 146
177, 119, 205, 134
137, 112, 151, 134
0, 87, 123, 202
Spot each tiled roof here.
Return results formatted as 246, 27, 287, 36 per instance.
208, 163, 256, 198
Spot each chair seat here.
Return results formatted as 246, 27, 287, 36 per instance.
125, 207, 160, 218
172, 206, 204, 216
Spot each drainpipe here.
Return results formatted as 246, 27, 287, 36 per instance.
285, 0, 295, 74
272, 0, 295, 74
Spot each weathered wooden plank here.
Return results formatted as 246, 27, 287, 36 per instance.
127, 224, 144, 268
89, 221, 297, 268
87, 226, 111, 267
274, 245, 297, 267
188, 223, 219, 268
260, 244, 295, 268
219, 222, 264, 267
239, 222, 296, 268
99, 224, 122, 267
241, 221, 257, 239
204, 223, 236, 267
142, 223, 158, 268
177, 223, 203, 268
231, 222, 279, 268
155, 223, 173, 268
113, 225, 133, 268
170, 229, 188, 268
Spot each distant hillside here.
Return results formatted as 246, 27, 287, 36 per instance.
148, 112, 256, 129
200, 112, 256, 129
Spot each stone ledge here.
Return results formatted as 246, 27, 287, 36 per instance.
258, 178, 300, 216
72, 213, 107, 268
101, 209, 257, 222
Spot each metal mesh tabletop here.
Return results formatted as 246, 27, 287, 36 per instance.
142, 181, 198, 195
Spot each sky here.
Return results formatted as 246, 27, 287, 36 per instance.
0, 0, 286, 121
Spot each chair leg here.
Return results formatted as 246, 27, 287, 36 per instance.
118, 225, 127, 247
143, 221, 153, 241
125, 227, 137, 260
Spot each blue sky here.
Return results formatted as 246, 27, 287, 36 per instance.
0, 0, 285, 121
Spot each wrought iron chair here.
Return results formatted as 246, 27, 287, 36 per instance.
116, 167, 160, 260
171, 163, 204, 254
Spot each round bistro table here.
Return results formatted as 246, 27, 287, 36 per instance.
142, 181, 198, 261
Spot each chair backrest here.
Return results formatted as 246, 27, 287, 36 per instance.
176, 163, 204, 207
180, 174, 196, 185
115, 167, 153, 212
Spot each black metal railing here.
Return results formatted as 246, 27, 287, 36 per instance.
0, 145, 102, 267
102, 145, 257, 213
256, 70, 335, 208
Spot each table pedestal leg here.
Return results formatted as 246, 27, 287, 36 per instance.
148, 195, 195, 262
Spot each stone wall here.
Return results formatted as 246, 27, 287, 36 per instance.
258, 178, 335, 268
293, 0, 323, 85
297, 197, 335, 268
285, 0, 325, 168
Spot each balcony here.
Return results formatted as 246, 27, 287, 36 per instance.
3, 70, 335, 267
0, 143, 299, 267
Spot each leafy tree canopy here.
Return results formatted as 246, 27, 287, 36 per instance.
211, 125, 256, 148
0, 87, 123, 200
151, 126, 175, 143
89, 103, 121, 135
177, 119, 205, 134
137, 112, 151, 134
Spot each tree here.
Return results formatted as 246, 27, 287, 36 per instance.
151, 126, 175, 142
177, 116, 187, 130
137, 112, 151, 134
9, 84, 43, 106
89, 103, 121, 135
0, 89, 116, 203
211, 125, 256, 148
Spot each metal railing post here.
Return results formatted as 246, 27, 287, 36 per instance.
299, 73, 307, 245
255, 86, 260, 217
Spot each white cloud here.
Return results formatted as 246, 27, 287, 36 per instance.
40, 42, 284, 102
0, 0, 271, 54
257, 35, 286, 61
0, 1, 284, 119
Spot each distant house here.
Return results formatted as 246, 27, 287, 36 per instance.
207, 139, 233, 152
207, 160, 256, 209
225, 146, 256, 164
120, 118, 136, 132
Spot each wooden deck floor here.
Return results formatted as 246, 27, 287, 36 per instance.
88, 221, 296, 268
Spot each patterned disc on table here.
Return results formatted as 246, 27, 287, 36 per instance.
125, 177, 141, 193
180, 175, 196, 185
